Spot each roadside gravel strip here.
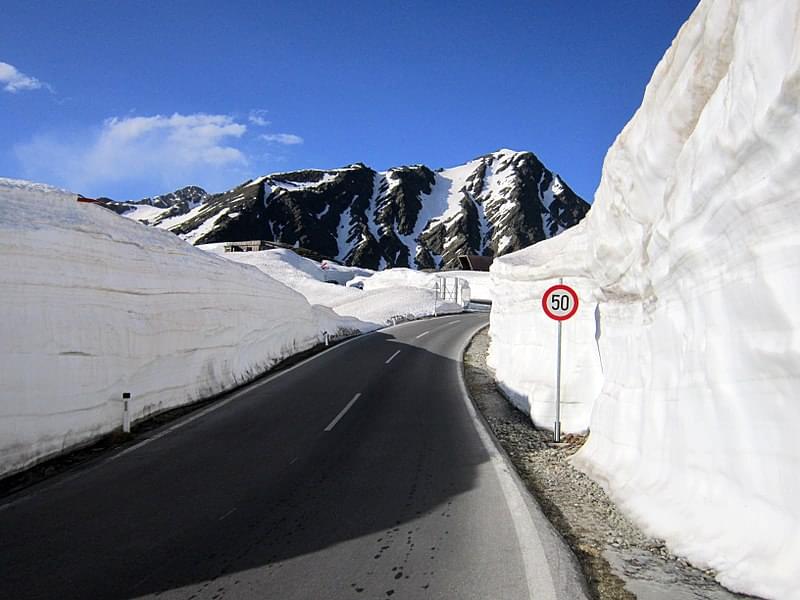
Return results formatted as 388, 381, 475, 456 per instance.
463, 326, 758, 600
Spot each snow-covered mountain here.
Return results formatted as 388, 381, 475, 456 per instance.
114, 150, 588, 269
102, 185, 208, 220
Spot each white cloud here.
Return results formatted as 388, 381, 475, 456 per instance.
248, 109, 271, 127
260, 133, 304, 145
0, 61, 47, 93
16, 113, 250, 195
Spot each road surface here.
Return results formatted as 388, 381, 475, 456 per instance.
0, 312, 587, 599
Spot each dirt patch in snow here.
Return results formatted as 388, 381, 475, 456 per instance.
463, 325, 759, 600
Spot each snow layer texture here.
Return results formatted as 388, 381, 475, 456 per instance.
0, 179, 346, 477
488, 1, 800, 598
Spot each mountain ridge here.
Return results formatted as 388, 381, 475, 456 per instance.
112, 149, 590, 269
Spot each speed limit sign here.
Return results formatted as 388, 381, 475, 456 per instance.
542, 284, 579, 321
542, 280, 578, 443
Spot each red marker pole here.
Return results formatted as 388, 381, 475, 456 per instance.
542, 278, 579, 442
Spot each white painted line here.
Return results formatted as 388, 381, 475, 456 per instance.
108, 334, 370, 461
219, 508, 237, 521
289, 457, 299, 465
324, 393, 362, 432
416, 330, 430, 339
385, 350, 401, 364
455, 323, 575, 600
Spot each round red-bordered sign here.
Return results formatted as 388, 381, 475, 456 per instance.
542, 284, 579, 321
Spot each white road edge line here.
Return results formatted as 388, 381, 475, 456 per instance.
456, 323, 575, 600
415, 330, 430, 339
324, 393, 362, 432
385, 350, 402, 364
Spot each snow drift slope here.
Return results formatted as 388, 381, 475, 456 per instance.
489, 1, 800, 598
198, 246, 463, 326
0, 179, 349, 477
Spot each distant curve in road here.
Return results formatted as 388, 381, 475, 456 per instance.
0, 312, 588, 600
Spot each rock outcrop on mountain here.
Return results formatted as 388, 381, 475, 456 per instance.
102, 186, 209, 219
117, 150, 589, 269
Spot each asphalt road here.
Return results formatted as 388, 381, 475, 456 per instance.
0, 312, 588, 600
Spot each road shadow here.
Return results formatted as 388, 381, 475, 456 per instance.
0, 324, 495, 599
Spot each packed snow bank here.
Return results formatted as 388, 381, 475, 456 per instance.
0, 179, 351, 477
348, 267, 437, 292
488, 275, 602, 433
199, 247, 463, 326
199, 243, 372, 286
443, 271, 492, 303
489, 1, 800, 598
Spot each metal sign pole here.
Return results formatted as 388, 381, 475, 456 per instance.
554, 318, 562, 442
554, 276, 563, 442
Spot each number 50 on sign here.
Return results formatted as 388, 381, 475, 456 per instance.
542, 284, 579, 321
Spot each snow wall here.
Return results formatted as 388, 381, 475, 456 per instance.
488, 1, 800, 598
0, 179, 345, 478
488, 273, 602, 433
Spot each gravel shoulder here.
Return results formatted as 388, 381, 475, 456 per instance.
463, 325, 758, 600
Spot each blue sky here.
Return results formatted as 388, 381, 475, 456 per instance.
0, 0, 698, 201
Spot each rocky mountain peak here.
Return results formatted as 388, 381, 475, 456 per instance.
116, 150, 590, 270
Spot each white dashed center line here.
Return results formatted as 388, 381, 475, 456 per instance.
416, 330, 430, 339
324, 393, 362, 432
385, 350, 402, 364
218, 508, 237, 521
